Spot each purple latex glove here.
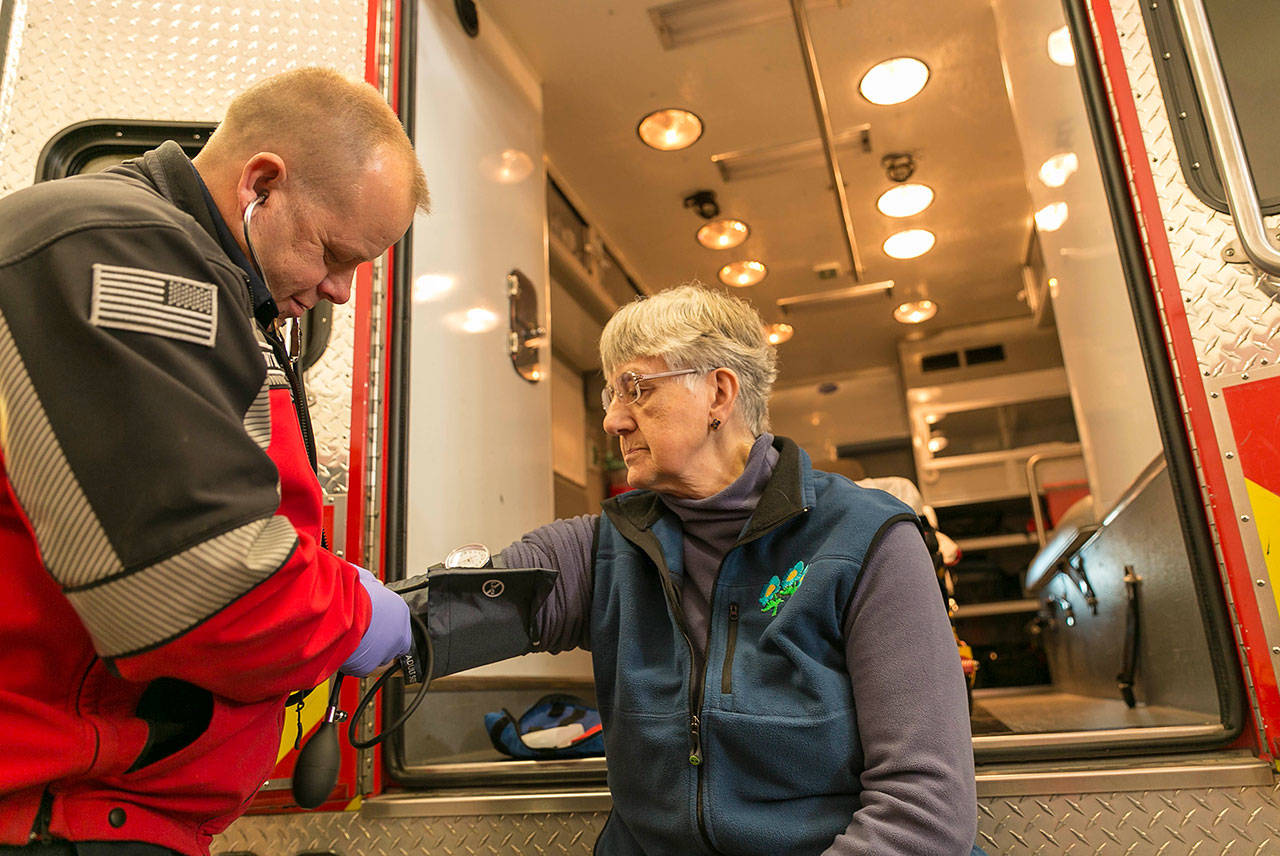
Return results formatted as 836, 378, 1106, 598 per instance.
341, 565, 412, 676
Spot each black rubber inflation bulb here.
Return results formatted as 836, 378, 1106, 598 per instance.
291, 675, 344, 809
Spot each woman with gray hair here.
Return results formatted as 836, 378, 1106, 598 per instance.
461, 284, 980, 855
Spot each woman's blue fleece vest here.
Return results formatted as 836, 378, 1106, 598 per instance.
591, 437, 919, 856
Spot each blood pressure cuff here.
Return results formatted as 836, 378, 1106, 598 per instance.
388, 565, 557, 682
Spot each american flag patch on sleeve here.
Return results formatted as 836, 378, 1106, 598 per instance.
89, 263, 219, 347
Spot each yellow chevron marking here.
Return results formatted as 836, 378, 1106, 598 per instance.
277, 679, 332, 764
1245, 478, 1280, 621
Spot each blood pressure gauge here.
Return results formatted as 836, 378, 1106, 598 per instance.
444, 542, 491, 569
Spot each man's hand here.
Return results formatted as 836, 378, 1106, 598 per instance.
340, 565, 412, 676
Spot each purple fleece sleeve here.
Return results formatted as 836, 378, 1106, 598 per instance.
823, 520, 978, 856
498, 514, 598, 653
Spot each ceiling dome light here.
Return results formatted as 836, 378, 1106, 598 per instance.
1047, 26, 1075, 67
883, 229, 936, 259
1038, 152, 1079, 188
719, 260, 767, 287
859, 57, 930, 106
697, 218, 750, 249
1035, 202, 1069, 232
893, 298, 938, 324
876, 183, 935, 218
637, 108, 704, 151
764, 322, 793, 345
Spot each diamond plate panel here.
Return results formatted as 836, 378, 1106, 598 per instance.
215, 811, 609, 855
310, 298, 358, 503
978, 782, 1280, 854
0, 0, 367, 500
1110, 0, 1280, 376
213, 787, 1280, 855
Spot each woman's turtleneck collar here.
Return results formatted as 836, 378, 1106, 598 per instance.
660, 432, 779, 520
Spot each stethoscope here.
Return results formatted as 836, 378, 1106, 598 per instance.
242, 192, 303, 358
241, 191, 435, 807
241, 192, 269, 274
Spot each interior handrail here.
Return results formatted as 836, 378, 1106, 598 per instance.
1172, 0, 1280, 277
1025, 449, 1085, 547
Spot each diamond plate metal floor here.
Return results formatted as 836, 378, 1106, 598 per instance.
215, 784, 1280, 854
215, 811, 607, 855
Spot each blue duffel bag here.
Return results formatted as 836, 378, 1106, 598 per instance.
484, 693, 604, 759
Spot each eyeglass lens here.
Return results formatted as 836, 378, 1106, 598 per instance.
601, 372, 641, 411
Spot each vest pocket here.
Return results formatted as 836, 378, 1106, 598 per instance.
721, 602, 739, 694
702, 705, 860, 855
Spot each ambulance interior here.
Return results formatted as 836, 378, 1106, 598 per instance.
380, 0, 1245, 789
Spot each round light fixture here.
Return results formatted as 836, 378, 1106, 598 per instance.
883, 229, 936, 259
893, 299, 938, 324
859, 57, 930, 106
637, 108, 704, 151
1035, 202, 1069, 232
1038, 152, 1079, 188
764, 322, 793, 345
876, 183, 935, 218
719, 260, 767, 287
697, 218, 750, 250
1047, 26, 1075, 67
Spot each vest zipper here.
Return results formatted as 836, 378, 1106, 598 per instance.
648, 550, 720, 854
681, 616, 721, 855
628, 502, 810, 855
693, 506, 808, 852
687, 648, 720, 855
720, 602, 739, 694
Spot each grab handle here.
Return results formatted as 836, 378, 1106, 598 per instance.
1025, 449, 1084, 547
1173, 0, 1280, 276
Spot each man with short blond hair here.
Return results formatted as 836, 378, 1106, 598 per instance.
0, 68, 423, 855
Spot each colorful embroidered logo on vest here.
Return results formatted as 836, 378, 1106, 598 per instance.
759, 561, 807, 616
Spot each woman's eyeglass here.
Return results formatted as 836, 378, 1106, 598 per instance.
600, 368, 700, 412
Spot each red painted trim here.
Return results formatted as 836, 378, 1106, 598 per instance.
348, 0, 398, 572
390, 0, 404, 113
1221, 376, 1280, 491
372, 0, 404, 582
358, 0, 406, 797
1088, 0, 1279, 754
365, 0, 380, 87
346, 261, 376, 569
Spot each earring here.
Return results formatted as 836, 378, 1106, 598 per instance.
710, 418, 721, 431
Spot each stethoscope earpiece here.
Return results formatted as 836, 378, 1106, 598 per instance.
242, 194, 270, 285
